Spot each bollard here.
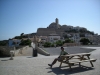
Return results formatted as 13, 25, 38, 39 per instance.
33, 48, 38, 57
9, 52, 13, 60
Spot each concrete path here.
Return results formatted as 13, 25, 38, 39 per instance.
0, 47, 100, 75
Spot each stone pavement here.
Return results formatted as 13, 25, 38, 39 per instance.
0, 47, 100, 75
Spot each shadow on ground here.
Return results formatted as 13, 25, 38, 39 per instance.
1, 59, 9, 61
27, 56, 33, 58
47, 65, 94, 75
27, 56, 38, 58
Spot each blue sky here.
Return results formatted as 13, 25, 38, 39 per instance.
0, 0, 100, 40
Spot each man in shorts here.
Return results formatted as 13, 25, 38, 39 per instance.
48, 47, 69, 68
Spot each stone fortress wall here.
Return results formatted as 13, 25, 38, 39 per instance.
22, 18, 100, 45
37, 18, 70, 37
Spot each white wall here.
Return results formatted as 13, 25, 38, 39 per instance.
48, 35, 60, 43
9, 39, 21, 47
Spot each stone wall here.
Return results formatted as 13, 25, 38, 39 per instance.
63, 43, 81, 47
37, 28, 56, 36
0, 46, 27, 57
37, 28, 64, 36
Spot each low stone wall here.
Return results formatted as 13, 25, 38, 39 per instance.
14, 46, 29, 56
63, 43, 81, 47
37, 47, 50, 56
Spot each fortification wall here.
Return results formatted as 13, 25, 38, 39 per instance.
37, 28, 56, 36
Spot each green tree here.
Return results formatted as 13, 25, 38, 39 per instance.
20, 33, 24, 36
79, 33, 85, 37
0, 40, 8, 46
14, 36, 22, 39
80, 38, 90, 45
20, 39, 31, 46
56, 40, 63, 46
51, 43, 54, 47
64, 38, 74, 43
43, 42, 51, 47
63, 35, 69, 39
14, 33, 25, 39
79, 28, 87, 33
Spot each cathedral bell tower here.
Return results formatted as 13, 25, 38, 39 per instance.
55, 18, 59, 29
55, 18, 58, 25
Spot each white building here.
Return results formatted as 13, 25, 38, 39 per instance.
9, 39, 21, 47
85, 33, 100, 45
39, 36, 48, 43
70, 33, 80, 43
48, 33, 60, 43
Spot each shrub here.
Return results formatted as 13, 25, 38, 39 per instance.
0, 46, 11, 57
64, 38, 74, 43
20, 39, 31, 46
0, 41, 7, 46
51, 43, 54, 47
80, 38, 90, 45
56, 40, 63, 46
43, 42, 51, 47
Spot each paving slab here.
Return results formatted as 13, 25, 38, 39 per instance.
0, 47, 100, 75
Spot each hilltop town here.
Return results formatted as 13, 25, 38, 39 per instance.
0, 19, 100, 75
0, 18, 100, 46
36, 18, 100, 45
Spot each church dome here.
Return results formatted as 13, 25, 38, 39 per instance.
49, 22, 57, 28
48, 22, 61, 29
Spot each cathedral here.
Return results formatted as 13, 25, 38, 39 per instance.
37, 18, 65, 37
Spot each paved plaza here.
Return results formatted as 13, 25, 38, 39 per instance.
0, 46, 100, 75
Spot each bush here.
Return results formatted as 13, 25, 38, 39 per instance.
51, 43, 54, 47
64, 38, 74, 43
43, 42, 51, 47
56, 40, 63, 46
20, 39, 31, 46
80, 38, 90, 45
0, 41, 7, 46
0, 46, 11, 57
43, 40, 64, 47
14, 36, 22, 39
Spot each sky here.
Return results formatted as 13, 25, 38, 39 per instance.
0, 0, 100, 40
